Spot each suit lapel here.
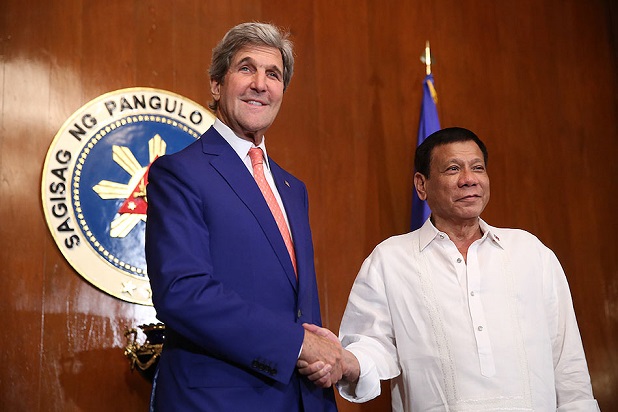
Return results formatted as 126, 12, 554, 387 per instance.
201, 129, 298, 290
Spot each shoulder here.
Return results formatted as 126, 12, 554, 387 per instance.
378, 231, 415, 248
486, 224, 554, 259
161, 138, 203, 163
269, 158, 306, 188
151, 127, 226, 173
491, 226, 540, 242
150, 140, 199, 174
368, 232, 416, 261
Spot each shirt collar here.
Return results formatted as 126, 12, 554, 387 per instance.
480, 218, 504, 249
213, 118, 271, 170
418, 218, 440, 251
418, 217, 504, 251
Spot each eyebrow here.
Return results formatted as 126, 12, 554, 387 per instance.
445, 156, 484, 163
235, 56, 283, 77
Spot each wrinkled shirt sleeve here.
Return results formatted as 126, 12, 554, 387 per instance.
337, 250, 401, 402
545, 250, 600, 411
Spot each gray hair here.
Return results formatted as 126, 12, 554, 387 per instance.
208, 22, 295, 111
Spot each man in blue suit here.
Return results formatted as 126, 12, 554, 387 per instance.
145, 22, 340, 411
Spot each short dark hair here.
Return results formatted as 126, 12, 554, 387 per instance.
414, 127, 488, 178
208, 22, 295, 111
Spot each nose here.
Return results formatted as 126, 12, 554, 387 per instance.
251, 71, 267, 92
459, 168, 478, 187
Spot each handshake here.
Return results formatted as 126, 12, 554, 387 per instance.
297, 323, 360, 388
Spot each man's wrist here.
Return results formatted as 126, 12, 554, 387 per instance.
341, 349, 361, 383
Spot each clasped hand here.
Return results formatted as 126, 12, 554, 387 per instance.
297, 323, 345, 388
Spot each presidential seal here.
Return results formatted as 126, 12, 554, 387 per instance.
42, 88, 215, 305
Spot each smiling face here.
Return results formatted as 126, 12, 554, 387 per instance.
210, 45, 285, 144
414, 140, 490, 230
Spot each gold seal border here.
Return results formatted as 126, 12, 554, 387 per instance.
41, 87, 215, 305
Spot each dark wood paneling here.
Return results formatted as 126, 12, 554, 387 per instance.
1, 0, 616, 411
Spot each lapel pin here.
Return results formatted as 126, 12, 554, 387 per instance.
285, 180, 290, 187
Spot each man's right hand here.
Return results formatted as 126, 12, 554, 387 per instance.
297, 324, 343, 387
297, 324, 360, 388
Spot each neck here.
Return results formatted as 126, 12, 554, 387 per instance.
432, 216, 482, 261
215, 115, 264, 145
243, 132, 262, 146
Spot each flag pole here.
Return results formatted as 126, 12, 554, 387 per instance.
411, 40, 440, 231
424, 41, 432, 75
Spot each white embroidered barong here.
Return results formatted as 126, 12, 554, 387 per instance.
338, 219, 599, 412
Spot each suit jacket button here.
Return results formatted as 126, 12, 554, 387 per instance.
297, 309, 302, 319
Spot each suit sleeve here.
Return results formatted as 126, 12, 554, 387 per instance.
145, 155, 304, 384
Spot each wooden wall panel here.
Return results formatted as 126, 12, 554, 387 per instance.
2, 1, 48, 409
1, 0, 616, 411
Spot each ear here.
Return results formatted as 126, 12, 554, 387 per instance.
210, 79, 221, 102
414, 172, 428, 200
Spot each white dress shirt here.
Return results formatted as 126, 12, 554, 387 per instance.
213, 119, 292, 234
338, 218, 599, 411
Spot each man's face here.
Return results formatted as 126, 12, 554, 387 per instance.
210, 45, 285, 144
415, 140, 490, 227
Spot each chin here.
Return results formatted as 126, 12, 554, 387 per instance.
457, 210, 484, 221
243, 119, 274, 132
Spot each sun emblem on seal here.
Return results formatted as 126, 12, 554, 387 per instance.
92, 134, 165, 238
42, 88, 215, 305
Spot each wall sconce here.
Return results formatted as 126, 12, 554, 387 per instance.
124, 323, 166, 381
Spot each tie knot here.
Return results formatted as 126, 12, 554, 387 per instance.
248, 147, 264, 168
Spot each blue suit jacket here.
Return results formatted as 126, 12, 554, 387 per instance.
145, 127, 337, 411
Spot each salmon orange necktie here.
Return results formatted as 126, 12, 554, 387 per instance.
248, 148, 297, 276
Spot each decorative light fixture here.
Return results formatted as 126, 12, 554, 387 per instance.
124, 323, 166, 381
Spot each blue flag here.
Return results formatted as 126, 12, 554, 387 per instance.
411, 74, 441, 231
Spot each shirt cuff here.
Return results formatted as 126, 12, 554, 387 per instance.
336, 349, 381, 403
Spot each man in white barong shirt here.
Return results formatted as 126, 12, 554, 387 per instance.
298, 127, 599, 411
